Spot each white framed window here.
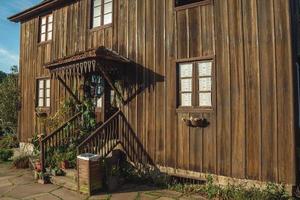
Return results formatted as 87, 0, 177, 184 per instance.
37, 79, 51, 108
92, 0, 113, 28
178, 60, 213, 108
40, 13, 53, 42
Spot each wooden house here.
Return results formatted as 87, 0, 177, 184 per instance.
9, 0, 300, 190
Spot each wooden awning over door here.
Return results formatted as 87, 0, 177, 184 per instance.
44, 46, 130, 104
44, 46, 130, 78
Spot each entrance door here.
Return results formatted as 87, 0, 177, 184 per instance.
85, 74, 119, 125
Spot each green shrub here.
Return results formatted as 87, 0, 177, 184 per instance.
0, 149, 14, 161
12, 154, 30, 168
0, 134, 19, 149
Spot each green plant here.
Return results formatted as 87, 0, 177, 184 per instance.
12, 154, 30, 168
0, 134, 19, 149
80, 99, 96, 131
31, 133, 40, 156
0, 66, 20, 134
0, 149, 14, 161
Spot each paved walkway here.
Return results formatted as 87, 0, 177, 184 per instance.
0, 162, 206, 200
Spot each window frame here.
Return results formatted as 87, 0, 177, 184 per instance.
36, 78, 51, 109
38, 13, 53, 44
90, 0, 113, 30
174, 0, 212, 11
176, 58, 215, 113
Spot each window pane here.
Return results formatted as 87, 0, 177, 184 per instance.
41, 17, 47, 25
39, 89, 44, 98
47, 32, 52, 40
46, 89, 50, 98
48, 14, 53, 23
46, 98, 51, 107
46, 79, 51, 88
93, 6, 101, 17
39, 80, 44, 89
181, 93, 192, 106
199, 77, 211, 91
94, 0, 101, 7
104, 13, 112, 25
41, 25, 46, 33
104, 2, 113, 14
198, 61, 212, 77
104, 0, 112, 3
179, 63, 193, 78
180, 79, 192, 92
97, 97, 103, 108
93, 16, 101, 27
38, 99, 44, 107
199, 93, 212, 107
41, 33, 46, 42
48, 22, 53, 32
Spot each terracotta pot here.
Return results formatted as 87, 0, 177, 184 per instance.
60, 160, 69, 169
35, 161, 42, 172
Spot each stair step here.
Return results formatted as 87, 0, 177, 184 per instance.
51, 175, 78, 192
64, 169, 77, 179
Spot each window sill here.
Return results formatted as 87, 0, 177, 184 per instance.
174, 0, 212, 11
89, 24, 112, 32
35, 107, 50, 116
38, 41, 52, 46
176, 107, 213, 113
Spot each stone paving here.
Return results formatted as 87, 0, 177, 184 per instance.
0, 162, 206, 200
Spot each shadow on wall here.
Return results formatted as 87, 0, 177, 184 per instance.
100, 56, 165, 105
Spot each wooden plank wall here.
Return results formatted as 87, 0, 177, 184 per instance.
18, 0, 296, 184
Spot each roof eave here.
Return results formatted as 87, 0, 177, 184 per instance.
8, 0, 62, 23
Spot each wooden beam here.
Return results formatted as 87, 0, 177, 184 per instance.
57, 75, 81, 104
97, 63, 126, 105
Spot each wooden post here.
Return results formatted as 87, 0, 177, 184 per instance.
40, 139, 45, 172
57, 75, 81, 104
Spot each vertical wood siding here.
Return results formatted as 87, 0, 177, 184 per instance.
19, 0, 296, 184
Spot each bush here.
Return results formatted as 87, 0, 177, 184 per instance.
0, 149, 14, 161
12, 154, 30, 168
0, 134, 19, 149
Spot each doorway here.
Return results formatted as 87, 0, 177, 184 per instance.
84, 74, 119, 125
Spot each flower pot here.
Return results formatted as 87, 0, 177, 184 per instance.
35, 161, 42, 172
60, 160, 69, 169
191, 118, 202, 127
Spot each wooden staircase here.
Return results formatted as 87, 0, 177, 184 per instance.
40, 109, 154, 192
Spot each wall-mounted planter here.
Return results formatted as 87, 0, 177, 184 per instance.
182, 117, 210, 128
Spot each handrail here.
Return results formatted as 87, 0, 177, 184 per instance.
77, 109, 122, 156
41, 112, 82, 142
40, 111, 83, 171
77, 109, 121, 149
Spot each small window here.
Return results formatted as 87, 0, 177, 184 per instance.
178, 60, 213, 108
91, 0, 113, 29
39, 14, 53, 42
37, 79, 51, 108
175, 0, 204, 7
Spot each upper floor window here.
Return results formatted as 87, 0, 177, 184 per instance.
39, 13, 53, 43
175, 0, 204, 7
92, 0, 113, 28
178, 60, 213, 108
37, 79, 51, 108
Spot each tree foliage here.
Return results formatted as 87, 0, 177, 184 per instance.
0, 66, 20, 134
0, 71, 7, 83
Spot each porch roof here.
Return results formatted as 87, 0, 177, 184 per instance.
44, 46, 130, 77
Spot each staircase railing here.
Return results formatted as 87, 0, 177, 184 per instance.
40, 112, 82, 171
77, 110, 122, 157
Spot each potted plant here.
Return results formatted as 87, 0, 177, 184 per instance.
35, 160, 42, 172
51, 166, 65, 176
37, 172, 50, 184
59, 153, 70, 169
